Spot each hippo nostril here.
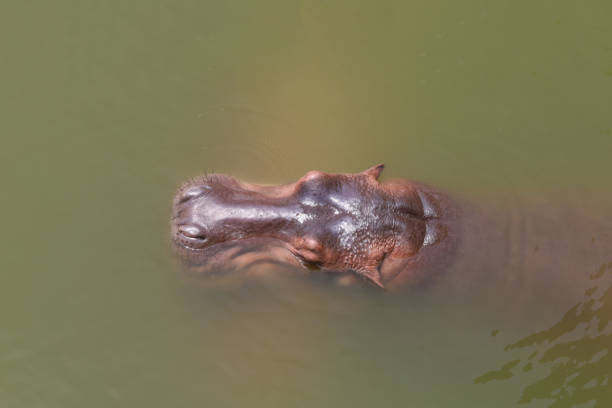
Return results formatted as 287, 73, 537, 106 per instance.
178, 187, 205, 203
178, 225, 207, 241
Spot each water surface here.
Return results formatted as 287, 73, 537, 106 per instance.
2, 1, 612, 407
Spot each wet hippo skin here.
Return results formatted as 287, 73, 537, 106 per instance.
171, 165, 459, 289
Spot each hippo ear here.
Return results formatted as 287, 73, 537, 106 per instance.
358, 268, 385, 289
362, 164, 384, 180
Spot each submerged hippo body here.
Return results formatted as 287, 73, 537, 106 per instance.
171, 165, 460, 289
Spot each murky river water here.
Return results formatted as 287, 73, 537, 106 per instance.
2, 1, 612, 407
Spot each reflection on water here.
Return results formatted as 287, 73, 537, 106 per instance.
475, 261, 612, 407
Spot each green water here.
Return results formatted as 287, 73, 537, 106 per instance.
2, 1, 612, 407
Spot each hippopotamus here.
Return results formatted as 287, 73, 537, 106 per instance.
171, 164, 612, 292
171, 165, 460, 289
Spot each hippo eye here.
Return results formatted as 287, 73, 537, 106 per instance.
302, 170, 325, 182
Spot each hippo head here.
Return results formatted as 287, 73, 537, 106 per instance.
170, 165, 449, 288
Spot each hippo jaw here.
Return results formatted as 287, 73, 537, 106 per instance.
170, 165, 448, 288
